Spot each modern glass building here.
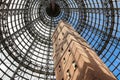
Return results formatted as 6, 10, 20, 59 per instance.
0, 0, 120, 80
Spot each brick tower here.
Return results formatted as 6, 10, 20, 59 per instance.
52, 21, 116, 80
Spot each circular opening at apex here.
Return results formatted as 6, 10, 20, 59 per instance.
46, 3, 61, 17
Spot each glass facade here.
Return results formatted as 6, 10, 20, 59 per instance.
0, 0, 120, 80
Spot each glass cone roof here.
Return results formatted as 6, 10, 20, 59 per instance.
0, 0, 120, 80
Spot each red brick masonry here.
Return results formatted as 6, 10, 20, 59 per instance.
52, 20, 116, 80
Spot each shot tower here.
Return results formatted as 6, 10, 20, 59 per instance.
52, 21, 116, 80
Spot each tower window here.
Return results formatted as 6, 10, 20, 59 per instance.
68, 49, 71, 55
59, 65, 61, 72
63, 57, 66, 64
55, 44, 57, 47
72, 61, 77, 70
61, 47, 63, 51
68, 49, 71, 52
66, 69, 71, 79
62, 32, 64, 35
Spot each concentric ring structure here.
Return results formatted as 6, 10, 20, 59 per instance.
0, 0, 120, 80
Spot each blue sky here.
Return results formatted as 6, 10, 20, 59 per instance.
65, 0, 120, 79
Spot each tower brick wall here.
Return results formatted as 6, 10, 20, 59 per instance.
52, 21, 116, 80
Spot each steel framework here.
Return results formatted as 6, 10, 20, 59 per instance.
0, 0, 120, 80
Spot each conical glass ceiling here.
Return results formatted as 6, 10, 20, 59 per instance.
0, 0, 120, 80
